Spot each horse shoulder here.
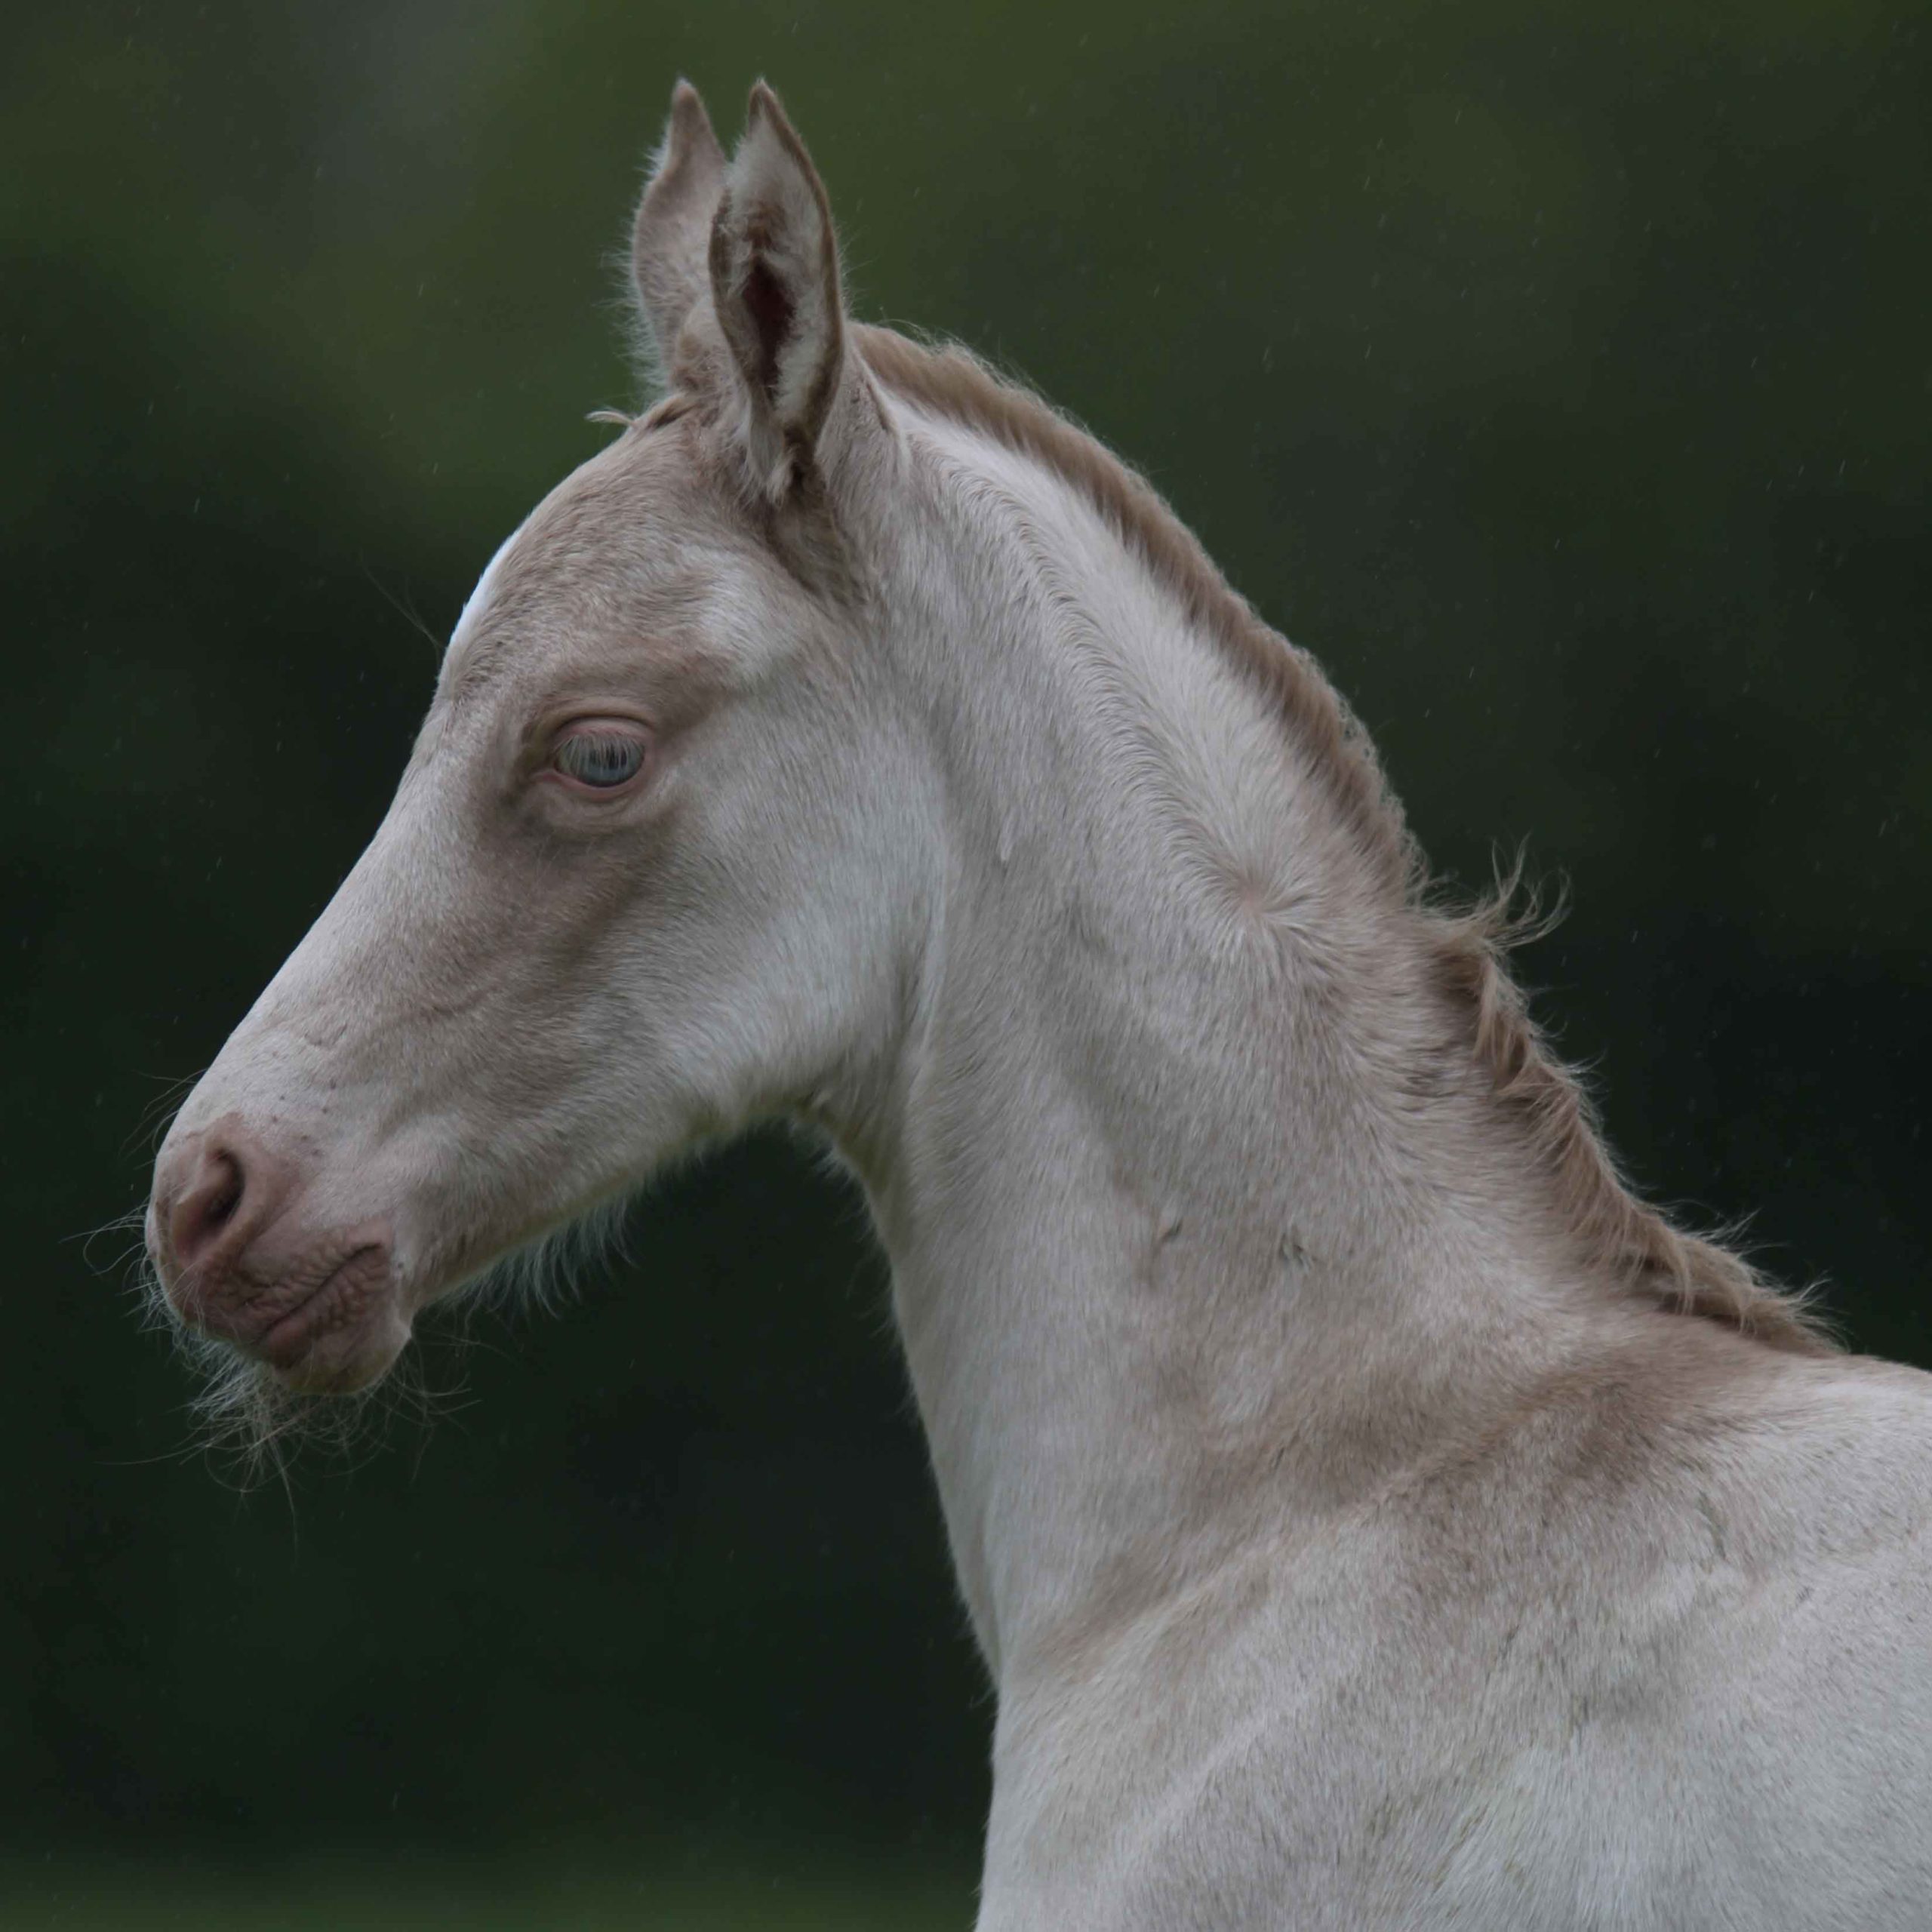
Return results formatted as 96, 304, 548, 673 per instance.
986, 1333, 1932, 1927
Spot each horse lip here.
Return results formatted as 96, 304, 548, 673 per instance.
252, 1244, 389, 1370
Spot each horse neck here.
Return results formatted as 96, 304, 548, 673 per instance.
835, 403, 1601, 1681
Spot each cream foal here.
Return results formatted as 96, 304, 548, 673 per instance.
146, 84, 1931, 1928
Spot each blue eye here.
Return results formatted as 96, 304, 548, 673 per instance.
554, 728, 646, 789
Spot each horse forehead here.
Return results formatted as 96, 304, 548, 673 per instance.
446, 429, 740, 683
496, 432, 724, 605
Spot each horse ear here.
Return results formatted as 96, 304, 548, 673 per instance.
708, 82, 848, 499
632, 81, 727, 371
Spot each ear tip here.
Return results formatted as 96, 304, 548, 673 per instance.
666, 80, 718, 143
653, 79, 722, 186
740, 81, 817, 176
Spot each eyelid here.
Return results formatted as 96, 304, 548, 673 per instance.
536, 712, 654, 795
552, 711, 652, 740
543, 713, 652, 759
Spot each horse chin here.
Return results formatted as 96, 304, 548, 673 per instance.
269, 1299, 413, 1396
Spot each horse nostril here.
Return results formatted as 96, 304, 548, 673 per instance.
205, 1162, 241, 1228
170, 1146, 249, 1271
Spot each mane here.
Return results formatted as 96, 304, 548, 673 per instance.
853, 324, 1829, 1355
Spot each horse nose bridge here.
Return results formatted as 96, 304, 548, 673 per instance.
144, 791, 459, 1286
189, 889, 414, 1112
226, 783, 439, 992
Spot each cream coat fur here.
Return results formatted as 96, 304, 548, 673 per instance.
148, 84, 1932, 1929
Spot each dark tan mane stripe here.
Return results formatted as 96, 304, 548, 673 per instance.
855, 324, 1829, 1355
857, 327, 1413, 894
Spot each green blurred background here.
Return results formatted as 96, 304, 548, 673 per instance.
4, 0, 1927, 1923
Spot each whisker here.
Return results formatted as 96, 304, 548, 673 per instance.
122, 1069, 205, 1158
135, 1186, 645, 1491
361, 560, 450, 661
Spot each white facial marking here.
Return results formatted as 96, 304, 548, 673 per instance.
450, 516, 527, 652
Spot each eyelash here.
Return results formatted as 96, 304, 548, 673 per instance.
551, 724, 648, 790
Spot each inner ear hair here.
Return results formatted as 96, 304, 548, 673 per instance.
709, 83, 846, 498
740, 255, 795, 403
